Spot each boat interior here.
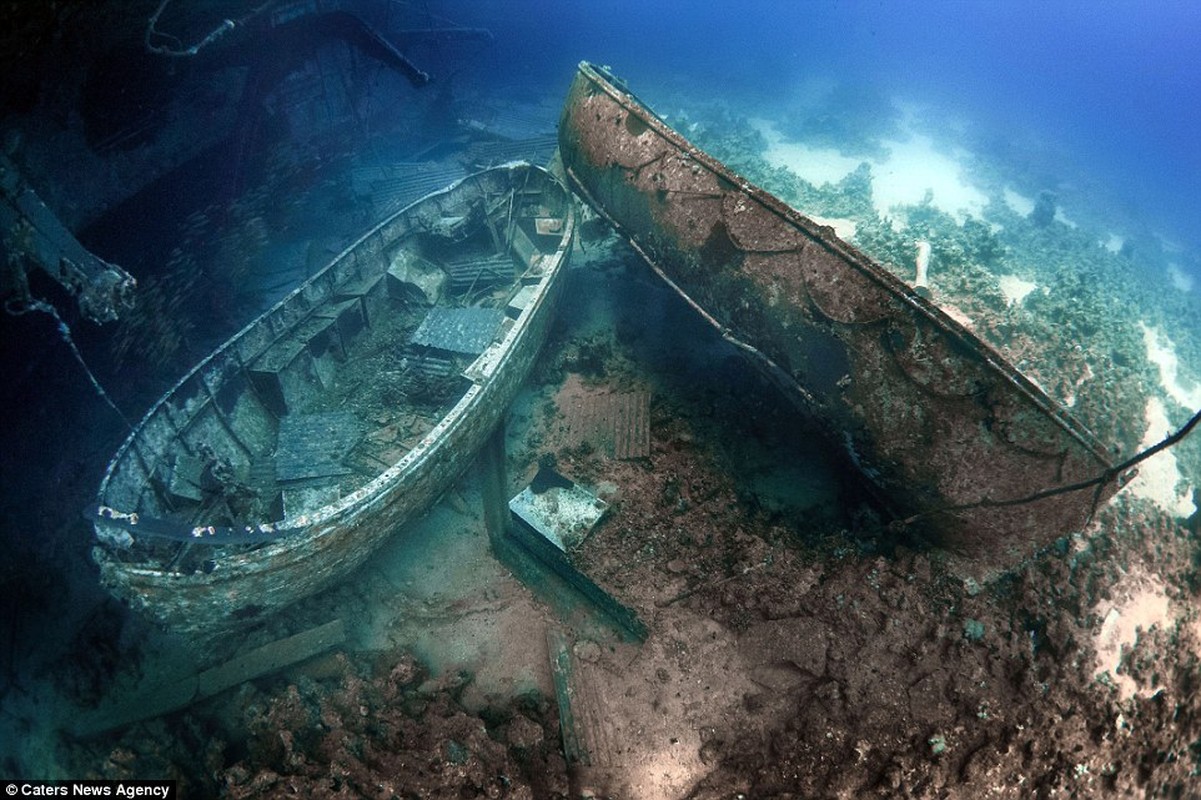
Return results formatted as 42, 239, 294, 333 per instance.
101, 171, 570, 566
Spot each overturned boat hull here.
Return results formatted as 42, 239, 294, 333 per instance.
94, 162, 575, 635
559, 62, 1118, 566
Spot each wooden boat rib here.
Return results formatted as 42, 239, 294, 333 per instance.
558, 62, 1122, 567
93, 162, 575, 634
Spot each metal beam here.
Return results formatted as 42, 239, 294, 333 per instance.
2, 154, 135, 323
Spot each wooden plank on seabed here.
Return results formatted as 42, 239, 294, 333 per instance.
70, 619, 347, 738
547, 627, 589, 767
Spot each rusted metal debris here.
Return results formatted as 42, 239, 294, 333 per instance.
504, 464, 647, 641
558, 62, 1125, 568
1, 153, 135, 324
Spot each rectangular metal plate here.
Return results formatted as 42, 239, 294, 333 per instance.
509, 467, 609, 552
409, 306, 505, 355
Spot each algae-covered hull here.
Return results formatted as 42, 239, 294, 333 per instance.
93, 162, 575, 636
559, 62, 1120, 566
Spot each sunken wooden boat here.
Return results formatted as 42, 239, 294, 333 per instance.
559, 62, 1121, 567
93, 162, 576, 634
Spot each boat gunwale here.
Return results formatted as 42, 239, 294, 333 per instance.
568, 61, 1114, 468
94, 161, 576, 562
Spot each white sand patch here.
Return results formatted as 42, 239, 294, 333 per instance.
1140, 322, 1201, 410
1000, 187, 1074, 226
807, 214, 858, 241
998, 274, 1038, 307
1167, 264, 1194, 292
751, 118, 864, 186
1122, 396, 1196, 518
1104, 233, 1125, 254
1003, 187, 1034, 216
1053, 209, 1077, 228
751, 119, 988, 223
871, 134, 988, 223
1093, 570, 1173, 701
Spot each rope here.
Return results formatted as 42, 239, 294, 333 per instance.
6, 298, 134, 432
891, 405, 1201, 530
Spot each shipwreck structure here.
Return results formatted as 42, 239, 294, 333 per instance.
92, 163, 576, 635
558, 62, 1124, 568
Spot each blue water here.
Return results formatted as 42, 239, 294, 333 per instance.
451, 0, 1200, 268
3, 0, 1200, 785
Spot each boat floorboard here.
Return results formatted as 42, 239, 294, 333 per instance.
562, 387, 652, 460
